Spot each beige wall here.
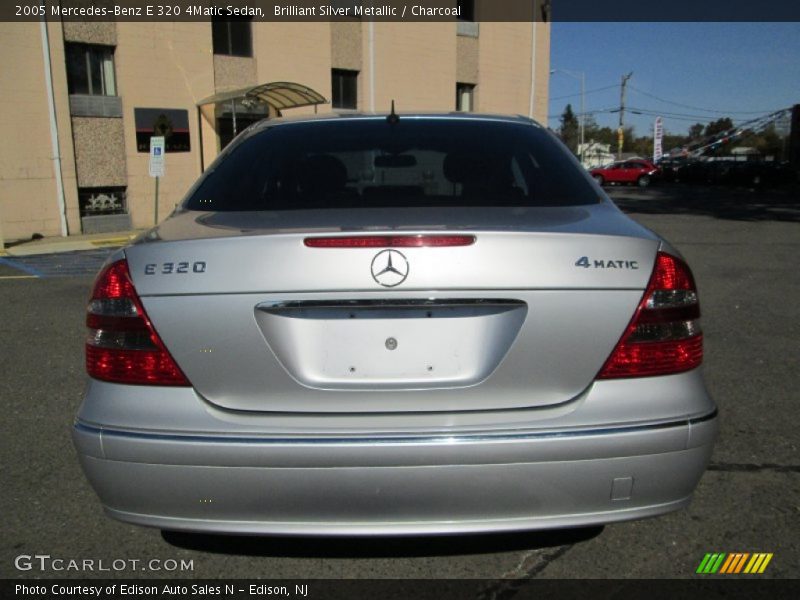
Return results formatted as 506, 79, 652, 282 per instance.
478, 22, 540, 118
532, 21, 551, 124
255, 22, 332, 117
2, 20, 550, 241
115, 22, 215, 229
0, 22, 77, 240
371, 22, 456, 112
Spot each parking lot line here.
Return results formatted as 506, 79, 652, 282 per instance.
0, 257, 44, 278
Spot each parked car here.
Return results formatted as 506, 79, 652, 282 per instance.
73, 113, 717, 535
656, 157, 689, 183
675, 159, 797, 187
591, 159, 661, 187
728, 160, 797, 187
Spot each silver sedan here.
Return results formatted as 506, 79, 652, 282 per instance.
73, 113, 717, 535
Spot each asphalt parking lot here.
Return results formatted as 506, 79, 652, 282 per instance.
1, 184, 798, 584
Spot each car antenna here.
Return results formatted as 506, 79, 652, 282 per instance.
386, 99, 399, 124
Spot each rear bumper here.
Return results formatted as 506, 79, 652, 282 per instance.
72, 412, 717, 535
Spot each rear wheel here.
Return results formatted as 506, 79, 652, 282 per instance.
637, 175, 651, 188
593, 175, 604, 186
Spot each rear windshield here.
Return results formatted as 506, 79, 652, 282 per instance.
184, 118, 600, 211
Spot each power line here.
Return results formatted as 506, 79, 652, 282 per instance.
629, 85, 785, 115
549, 103, 792, 133
549, 84, 618, 102
546, 107, 619, 120
628, 106, 791, 127
626, 106, 744, 122
630, 111, 733, 124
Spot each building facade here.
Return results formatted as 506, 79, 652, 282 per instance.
0, 16, 550, 242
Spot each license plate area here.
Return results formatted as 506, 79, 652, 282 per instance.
255, 299, 527, 390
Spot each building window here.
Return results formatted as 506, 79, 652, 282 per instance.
212, 18, 253, 57
457, 0, 475, 21
332, 69, 358, 110
65, 43, 116, 96
78, 187, 127, 218
456, 83, 475, 112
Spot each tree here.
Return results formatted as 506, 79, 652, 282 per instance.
688, 123, 705, 140
756, 124, 784, 158
558, 104, 580, 154
662, 132, 688, 155
585, 126, 617, 148
704, 117, 734, 137
583, 116, 617, 148
737, 124, 786, 159
630, 134, 652, 158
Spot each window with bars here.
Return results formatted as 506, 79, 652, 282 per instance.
79, 187, 127, 217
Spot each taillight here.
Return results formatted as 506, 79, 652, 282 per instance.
598, 252, 702, 379
86, 259, 189, 386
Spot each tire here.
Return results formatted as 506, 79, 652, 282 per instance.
637, 175, 651, 188
593, 175, 604, 186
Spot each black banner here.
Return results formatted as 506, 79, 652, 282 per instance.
4, 0, 800, 22
4, 579, 800, 600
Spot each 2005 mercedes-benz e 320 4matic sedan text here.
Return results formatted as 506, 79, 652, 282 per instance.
73, 113, 718, 535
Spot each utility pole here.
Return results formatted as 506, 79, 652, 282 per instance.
790, 104, 800, 173
618, 72, 633, 159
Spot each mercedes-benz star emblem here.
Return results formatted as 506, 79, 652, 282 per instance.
370, 249, 409, 287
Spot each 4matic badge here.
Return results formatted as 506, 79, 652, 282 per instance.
575, 256, 639, 270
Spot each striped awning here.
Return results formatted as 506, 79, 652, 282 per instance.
197, 82, 328, 114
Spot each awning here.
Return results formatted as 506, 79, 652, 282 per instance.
197, 81, 328, 114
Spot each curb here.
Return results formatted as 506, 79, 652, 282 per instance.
4, 232, 140, 257
89, 236, 135, 248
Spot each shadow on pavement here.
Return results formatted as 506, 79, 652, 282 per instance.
608, 184, 800, 222
161, 526, 603, 558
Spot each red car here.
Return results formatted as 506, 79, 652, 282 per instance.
591, 159, 660, 187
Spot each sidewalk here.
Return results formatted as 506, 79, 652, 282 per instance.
1, 230, 145, 257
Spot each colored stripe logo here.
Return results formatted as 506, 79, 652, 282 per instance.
696, 553, 773, 574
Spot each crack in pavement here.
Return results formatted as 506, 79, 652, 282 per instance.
476, 545, 573, 600
708, 462, 800, 473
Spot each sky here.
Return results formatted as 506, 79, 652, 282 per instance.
548, 23, 800, 138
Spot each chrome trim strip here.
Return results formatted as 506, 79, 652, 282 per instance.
689, 409, 718, 425
75, 410, 717, 446
139, 287, 646, 298
257, 298, 526, 311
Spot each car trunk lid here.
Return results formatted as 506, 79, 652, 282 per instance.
125, 205, 659, 413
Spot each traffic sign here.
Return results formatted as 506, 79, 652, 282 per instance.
149, 136, 165, 178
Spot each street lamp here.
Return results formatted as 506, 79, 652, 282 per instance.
551, 69, 585, 165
